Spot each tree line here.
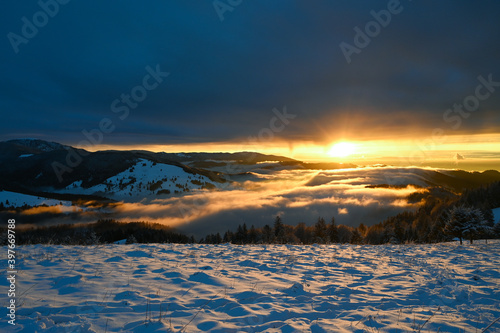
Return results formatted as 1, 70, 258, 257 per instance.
0, 220, 192, 245
202, 182, 500, 245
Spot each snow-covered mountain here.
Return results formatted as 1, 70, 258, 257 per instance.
62, 158, 220, 201
0, 139, 298, 204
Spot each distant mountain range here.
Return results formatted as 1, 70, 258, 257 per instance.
1, 139, 500, 207
0, 139, 352, 203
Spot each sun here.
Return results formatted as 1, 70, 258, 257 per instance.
328, 142, 356, 158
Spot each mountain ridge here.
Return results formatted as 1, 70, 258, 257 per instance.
1, 138, 500, 205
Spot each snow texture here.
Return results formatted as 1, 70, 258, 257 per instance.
0, 190, 71, 208
2, 241, 499, 332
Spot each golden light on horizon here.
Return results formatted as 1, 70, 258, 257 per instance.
328, 142, 357, 158
78, 132, 500, 171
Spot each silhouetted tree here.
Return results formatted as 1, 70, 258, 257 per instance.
394, 220, 405, 243
494, 222, 500, 238
294, 222, 307, 244
327, 217, 338, 243
351, 229, 363, 244
337, 225, 353, 243
274, 216, 285, 243
444, 206, 486, 244
248, 225, 259, 243
235, 224, 248, 244
262, 224, 273, 243
314, 217, 327, 243
223, 230, 234, 243
126, 234, 137, 244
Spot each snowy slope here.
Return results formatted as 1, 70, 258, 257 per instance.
63, 159, 218, 201
3, 241, 499, 332
0, 190, 71, 208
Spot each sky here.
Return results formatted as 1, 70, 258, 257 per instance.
1, 0, 500, 168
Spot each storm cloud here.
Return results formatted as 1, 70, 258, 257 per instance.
1, 0, 500, 146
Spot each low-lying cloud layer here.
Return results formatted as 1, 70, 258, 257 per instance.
13, 167, 436, 236
101, 167, 428, 236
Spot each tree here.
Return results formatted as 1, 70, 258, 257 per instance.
248, 225, 259, 244
351, 229, 363, 244
314, 217, 327, 243
215, 232, 222, 244
444, 206, 469, 245
337, 225, 353, 243
444, 206, 485, 245
87, 230, 100, 245
235, 224, 248, 244
464, 208, 487, 244
358, 223, 367, 237
327, 217, 338, 243
428, 210, 449, 243
223, 230, 234, 243
393, 220, 405, 243
294, 222, 308, 244
413, 214, 431, 242
126, 234, 137, 244
262, 224, 273, 243
473, 209, 493, 243
494, 222, 500, 238
273, 216, 285, 243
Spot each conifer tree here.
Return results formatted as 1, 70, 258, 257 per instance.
327, 217, 339, 243
444, 206, 469, 245
314, 217, 327, 242
274, 216, 285, 243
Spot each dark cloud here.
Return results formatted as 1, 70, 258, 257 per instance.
1, 0, 500, 145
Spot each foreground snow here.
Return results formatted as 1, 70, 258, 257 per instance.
2, 241, 500, 332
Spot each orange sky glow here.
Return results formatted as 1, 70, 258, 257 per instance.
80, 132, 500, 171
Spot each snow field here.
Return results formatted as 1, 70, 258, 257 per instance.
0, 191, 72, 208
2, 241, 499, 332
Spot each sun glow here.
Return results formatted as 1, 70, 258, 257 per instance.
328, 142, 357, 158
